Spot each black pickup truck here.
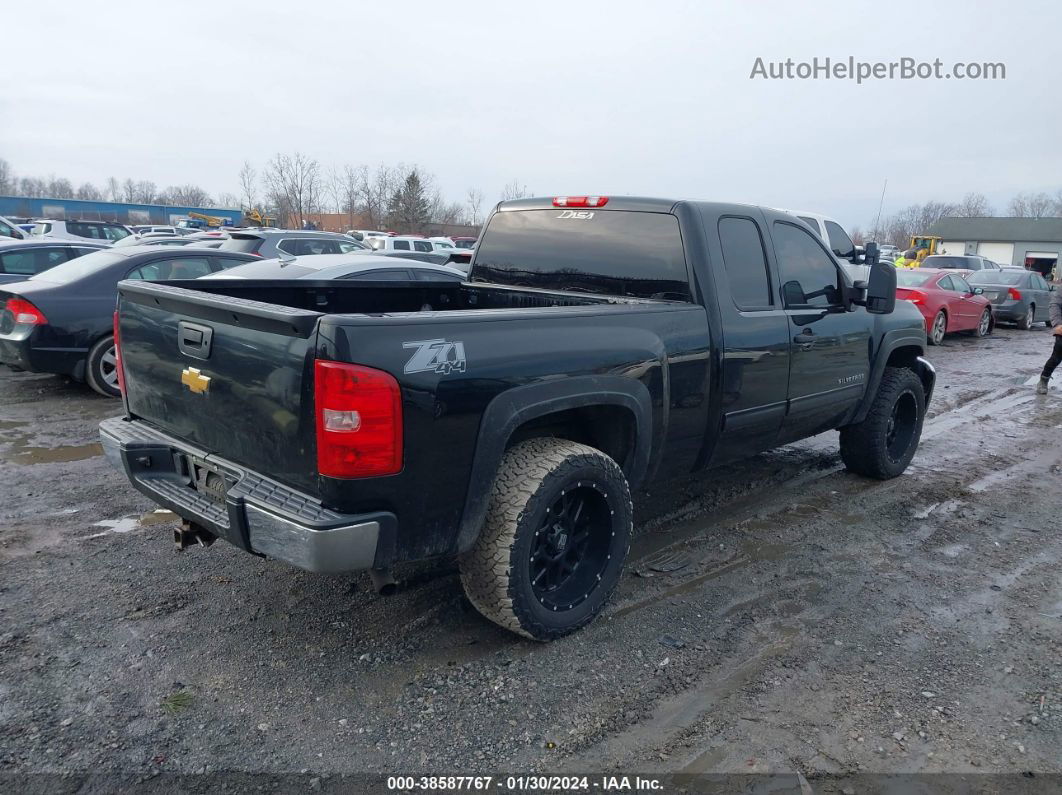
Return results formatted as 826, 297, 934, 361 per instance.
101, 197, 934, 640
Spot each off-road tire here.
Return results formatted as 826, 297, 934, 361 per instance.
85, 335, 120, 398
839, 367, 925, 480
459, 438, 632, 641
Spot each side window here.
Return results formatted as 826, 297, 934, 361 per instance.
102, 225, 130, 241
40, 248, 71, 269
129, 257, 213, 281
953, 275, 973, 293
796, 216, 820, 236
718, 217, 772, 309
824, 221, 855, 258
0, 251, 35, 274
937, 275, 956, 291
0, 218, 14, 237
338, 241, 363, 253
393, 240, 411, 251
772, 222, 842, 308
277, 239, 302, 255
413, 241, 433, 252
1034, 274, 1049, 290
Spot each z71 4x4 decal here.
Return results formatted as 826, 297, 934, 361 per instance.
402, 338, 467, 375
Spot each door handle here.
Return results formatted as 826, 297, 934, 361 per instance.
793, 329, 815, 349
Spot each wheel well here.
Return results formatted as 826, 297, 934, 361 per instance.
886, 345, 932, 398
506, 405, 636, 474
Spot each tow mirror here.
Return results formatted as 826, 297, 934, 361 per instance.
864, 242, 879, 267
865, 258, 896, 314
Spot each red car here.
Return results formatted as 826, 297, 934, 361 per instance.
896, 268, 994, 345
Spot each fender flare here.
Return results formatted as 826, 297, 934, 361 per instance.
455, 375, 653, 553
850, 330, 929, 424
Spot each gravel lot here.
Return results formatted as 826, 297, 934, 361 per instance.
1, 324, 1060, 789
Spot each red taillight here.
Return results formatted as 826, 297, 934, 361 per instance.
315, 361, 402, 478
112, 310, 125, 393
552, 196, 609, 208
899, 289, 926, 305
1008, 287, 1022, 300
6, 297, 47, 325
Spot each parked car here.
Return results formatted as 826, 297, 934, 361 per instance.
920, 254, 1001, 274
878, 244, 900, 261
219, 229, 368, 258
966, 268, 1055, 329
102, 196, 933, 640
346, 229, 389, 242
32, 219, 133, 243
113, 232, 182, 247
895, 268, 994, 344
130, 225, 178, 235
0, 215, 26, 239
128, 236, 218, 248
202, 253, 466, 282
0, 239, 108, 285
367, 235, 438, 254
452, 236, 477, 249
428, 236, 457, 251
0, 247, 257, 397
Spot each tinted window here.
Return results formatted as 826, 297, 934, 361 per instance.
967, 270, 1024, 285
0, 248, 64, 274
343, 269, 411, 281
413, 241, 433, 252
67, 221, 104, 239
952, 275, 973, 293
127, 257, 213, 280
414, 268, 463, 281
718, 217, 771, 308
392, 240, 411, 251
824, 221, 855, 258
896, 271, 933, 287
797, 216, 820, 234
213, 256, 252, 271
772, 222, 842, 308
338, 241, 364, 253
102, 224, 131, 240
474, 209, 690, 300
923, 256, 974, 270
219, 235, 264, 254
0, 218, 15, 237
29, 250, 128, 283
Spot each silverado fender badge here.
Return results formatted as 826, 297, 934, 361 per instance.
403, 338, 467, 375
181, 366, 211, 394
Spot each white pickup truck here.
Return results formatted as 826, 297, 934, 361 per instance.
779, 209, 869, 281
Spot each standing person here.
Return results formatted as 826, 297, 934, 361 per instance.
1036, 285, 1062, 394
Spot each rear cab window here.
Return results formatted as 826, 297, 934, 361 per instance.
473, 209, 691, 300
718, 217, 772, 309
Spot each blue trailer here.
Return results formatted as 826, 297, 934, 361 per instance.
0, 196, 241, 227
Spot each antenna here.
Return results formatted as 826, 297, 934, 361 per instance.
874, 179, 888, 239
277, 248, 296, 265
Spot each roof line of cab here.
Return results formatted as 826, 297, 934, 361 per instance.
495, 196, 771, 214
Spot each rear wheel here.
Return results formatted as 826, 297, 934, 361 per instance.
85, 335, 120, 398
1017, 305, 1034, 330
928, 311, 947, 345
840, 367, 925, 480
459, 438, 632, 641
975, 308, 992, 337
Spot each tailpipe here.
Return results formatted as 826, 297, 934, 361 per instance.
368, 567, 398, 596
174, 521, 216, 551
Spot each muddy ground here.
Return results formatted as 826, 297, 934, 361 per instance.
0, 324, 1060, 789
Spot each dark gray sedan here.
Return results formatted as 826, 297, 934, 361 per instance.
966, 268, 1055, 329
0, 239, 108, 284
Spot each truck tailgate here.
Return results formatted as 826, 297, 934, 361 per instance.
117, 281, 322, 493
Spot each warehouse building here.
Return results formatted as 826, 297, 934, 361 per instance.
926, 216, 1062, 279
0, 195, 241, 227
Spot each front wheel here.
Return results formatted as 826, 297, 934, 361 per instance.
975, 308, 993, 337
459, 438, 633, 641
839, 367, 926, 480
85, 335, 121, 398
928, 311, 946, 345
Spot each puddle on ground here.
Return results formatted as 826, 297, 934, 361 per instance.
81, 510, 176, 540
9, 441, 102, 466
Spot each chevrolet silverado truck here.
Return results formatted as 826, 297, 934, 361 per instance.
100, 196, 934, 640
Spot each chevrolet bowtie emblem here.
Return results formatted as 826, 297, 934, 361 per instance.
181, 367, 211, 394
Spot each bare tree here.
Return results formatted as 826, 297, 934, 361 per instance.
121, 178, 136, 203
45, 176, 75, 198
466, 188, 484, 226
501, 179, 529, 201
76, 182, 103, 201
356, 164, 400, 231
237, 161, 257, 212
105, 177, 121, 202
263, 152, 323, 228
0, 158, 12, 194
849, 226, 865, 246
953, 192, 992, 217
160, 184, 211, 207
217, 192, 240, 208
1008, 191, 1053, 218
18, 176, 47, 198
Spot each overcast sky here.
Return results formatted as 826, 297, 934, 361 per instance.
3, 0, 1059, 229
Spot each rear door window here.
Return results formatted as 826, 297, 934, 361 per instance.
393, 240, 411, 251
102, 224, 132, 241
718, 217, 772, 309
413, 241, 433, 252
